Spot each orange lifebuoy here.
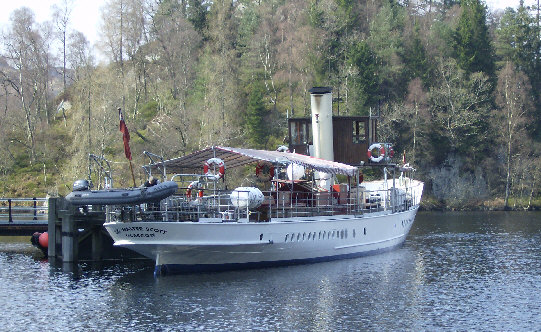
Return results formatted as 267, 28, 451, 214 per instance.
367, 143, 385, 163
204, 158, 225, 181
186, 180, 203, 199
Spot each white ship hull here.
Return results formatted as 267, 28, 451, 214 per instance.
104, 205, 419, 274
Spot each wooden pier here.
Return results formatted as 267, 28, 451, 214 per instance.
46, 197, 142, 262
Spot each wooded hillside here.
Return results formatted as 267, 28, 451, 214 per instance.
1, 0, 540, 210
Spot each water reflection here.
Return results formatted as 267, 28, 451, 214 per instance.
1, 211, 541, 330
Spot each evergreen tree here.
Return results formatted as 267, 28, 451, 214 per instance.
453, 0, 495, 76
186, 0, 208, 34
402, 22, 433, 86
346, 40, 379, 114
245, 79, 268, 148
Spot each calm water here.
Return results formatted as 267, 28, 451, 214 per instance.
1, 211, 541, 331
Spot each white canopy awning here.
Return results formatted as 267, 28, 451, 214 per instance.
146, 146, 358, 177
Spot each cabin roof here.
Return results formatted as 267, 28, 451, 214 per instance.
146, 146, 358, 177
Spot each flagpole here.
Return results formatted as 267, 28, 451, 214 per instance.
118, 107, 137, 187
129, 160, 136, 187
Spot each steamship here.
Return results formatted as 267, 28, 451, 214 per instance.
97, 87, 423, 275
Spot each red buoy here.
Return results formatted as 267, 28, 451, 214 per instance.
38, 232, 48, 248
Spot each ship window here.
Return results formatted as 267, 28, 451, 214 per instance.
290, 121, 312, 145
353, 121, 366, 144
345, 229, 348, 239
353, 229, 356, 238
303, 232, 306, 241
319, 231, 321, 240
291, 234, 295, 242
285, 234, 289, 242
260, 234, 263, 241
307, 232, 311, 240
297, 233, 300, 241
364, 227, 367, 235
341, 230, 344, 239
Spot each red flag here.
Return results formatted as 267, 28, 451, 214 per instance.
118, 108, 132, 160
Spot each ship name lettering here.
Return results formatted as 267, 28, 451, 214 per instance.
124, 233, 156, 238
121, 226, 143, 232
145, 227, 167, 234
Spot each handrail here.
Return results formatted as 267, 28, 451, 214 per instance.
103, 180, 423, 223
0, 197, 48, 224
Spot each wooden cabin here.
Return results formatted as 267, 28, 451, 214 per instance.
288, 115, 378, 166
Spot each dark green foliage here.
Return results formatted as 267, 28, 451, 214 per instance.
453, 0, 495, 76
186, 0, 208, 33
346, 40, 379, 113
402, 23, 433, 86
245, 79, 269, 148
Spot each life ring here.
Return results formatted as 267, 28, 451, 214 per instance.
255, 162, 275, 180
186, 181, 204, 199
367, 143, 385, 163
276, 145, 290, 153
204, 158, 225, 181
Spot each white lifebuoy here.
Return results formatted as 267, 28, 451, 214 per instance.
186, 180, 203, 199
204, 158, 225, 181
367, 143, 385, 163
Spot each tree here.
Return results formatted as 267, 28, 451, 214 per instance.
429, 58, 492, 168
346, 40, 379, 113
245, 78, 268, 148
452, 0, 495, 76
368, 0, 407, 101
494, 62, 534, 208
1, 8, 50, 163
495, 3, 541, 135
52, 0, 74, 99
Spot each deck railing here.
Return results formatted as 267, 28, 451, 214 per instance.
105, 181, 423, 223
0, 198, 49, 224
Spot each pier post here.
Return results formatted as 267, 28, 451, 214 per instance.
47, 197, 58, 257
61, 206, 78, 262
91, 226, 103, 261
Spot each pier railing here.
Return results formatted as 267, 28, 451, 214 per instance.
0, 198, 48, 224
